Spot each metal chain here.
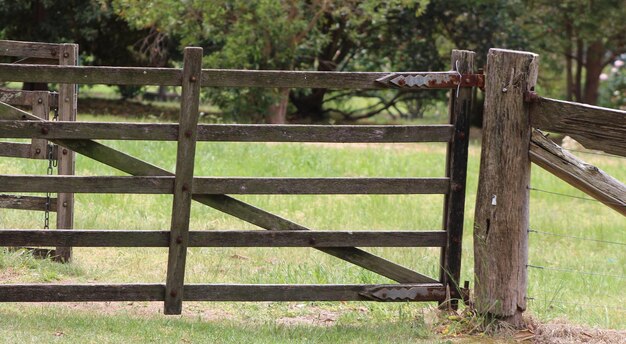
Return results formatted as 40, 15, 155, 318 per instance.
44, 106, 59, 229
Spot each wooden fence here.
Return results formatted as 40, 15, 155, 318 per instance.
0, 42, 481, 314
0, 40, 77, 262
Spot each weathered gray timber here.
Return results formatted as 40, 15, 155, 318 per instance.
440, 50, 474, 304
530, 130, 626, 216
55, 43, 78, 262
0, 176, 448, 195
530, 97, 626, 157
0, 88, 58, 107
0, 195, 57, 211
0, 40, 61, 59
0, 122, 454, 143
473, 49, 539, 328
0, 79, 435, 285
0, 142, 32, 159
0, 230, 447, 247
0, 283, 450, 302
165, 47, 203, 314
29, 91, 49, 159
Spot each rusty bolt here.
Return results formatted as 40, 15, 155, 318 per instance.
452, 183, 463, 192
456, 131, 466, 141
41, 127, 49, 135
524, 91, 540, 103
182, 183, 190, 192
190, 75, 197, 82
170, 290, 177, 298
184, 130, 192, 138
37, 98, 43, 104
176, 236, 183, 244
35, 148, 41, 154
62, 148, 68, 155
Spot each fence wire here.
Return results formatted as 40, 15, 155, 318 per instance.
529, 229, 626, 246
526, 297, 626, 312
528, 187, 626, 206
527, 264, 626, 280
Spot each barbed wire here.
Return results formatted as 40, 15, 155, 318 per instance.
529, 229, 626, 246
527, 264, 626, 280
526, 297, 626, 312
528, 187, 626, 206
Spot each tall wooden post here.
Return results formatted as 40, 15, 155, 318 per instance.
440, 50, 474, 304
164, 47, 203, 315
473, 49, 538, 327
55, 43, 78, 262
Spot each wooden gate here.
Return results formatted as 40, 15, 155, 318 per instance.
0, 43, 479, 314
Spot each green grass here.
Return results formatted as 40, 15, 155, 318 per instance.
0, 113, 625, 342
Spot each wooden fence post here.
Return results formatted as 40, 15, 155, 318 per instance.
55, 43, 78, 262
440, 49, 474, 304
164, 47, 203, 315
473, 48, 539, 327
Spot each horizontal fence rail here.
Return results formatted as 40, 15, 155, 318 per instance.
0, 121, 454, 143
0, 283, 454, 302
0, 194, 57, 211
0, 176, 450, 194
0, 64, 483, 89
0, 40, 61, 59
0, 230, 447, 247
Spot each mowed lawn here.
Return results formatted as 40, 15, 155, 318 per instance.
0, 114, 624, 342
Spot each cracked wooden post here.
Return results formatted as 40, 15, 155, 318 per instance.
164, 47, 203, 315
473, 48, 539, 327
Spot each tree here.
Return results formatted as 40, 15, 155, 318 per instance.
522, 0, 626, 104
113, 0, 430, 123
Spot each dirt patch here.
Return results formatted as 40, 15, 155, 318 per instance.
0, 267, 20, 283
275, 304, 346, 327
533, 321, 626, 344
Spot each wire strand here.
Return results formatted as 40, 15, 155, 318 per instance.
528, 187, 626, 206
526, 297, 626, 312
527, 264, 626, 280
529, 229, 626, 246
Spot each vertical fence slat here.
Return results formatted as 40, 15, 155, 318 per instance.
29, 91, 49, 159
164, 47, 203, 315
55, 43, 78, 262
440, 50, 474, 306
473, 48, 539, 327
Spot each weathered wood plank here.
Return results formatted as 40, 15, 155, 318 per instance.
0, 88, 58, 107
0, 230, 447, 247
530, 130, 626, 216
30, 91, 49, 159
0, 195, 57, 211
0, 121, 454, 143
530, 97, 626, 157
0, 63, 475, 90
0, 283, 449, 302
55, 43, 78, 262
0, 102, 433, 284
0, 40, 61, 59
0, 142, 31, 158
0, 64, 183, 86
473, 49, 538, 327
0, 176, 449, 195
440, 50, 474, 305
165, 47, 204, 315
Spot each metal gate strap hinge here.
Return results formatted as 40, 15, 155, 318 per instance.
376, 73, 484, 90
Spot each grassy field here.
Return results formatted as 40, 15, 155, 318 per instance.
0, 112, 624, 343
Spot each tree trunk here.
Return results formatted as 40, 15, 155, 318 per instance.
574, 39, 583, 102
565, 19, 573, 101
583, 40, 604, 105
290, 88, 328, 122
266, 88, 290, 124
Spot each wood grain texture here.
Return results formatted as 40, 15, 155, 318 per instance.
0, 230, 447, 247
473, 49, 538, 327
0, 64, 182, 86
0, 283, 448, 302
0, 195, 56, 211
165, 47, 203, 315
0, 121, 454, 143
529, 97, 626, 157
530, 130, 626, 216
0, 176, 448, 195
0, 96, 434, 284
440, 50, 474, 302
29, 90, 49, 159
55, 43, 78, 263
0, 142, 32, 159
0, 40, 61, 59
0, 88, 58, 107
